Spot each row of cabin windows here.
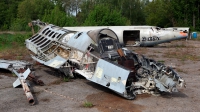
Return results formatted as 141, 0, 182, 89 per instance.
28, 27, 63, 48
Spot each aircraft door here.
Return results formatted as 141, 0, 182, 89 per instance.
123, 30, 140, 45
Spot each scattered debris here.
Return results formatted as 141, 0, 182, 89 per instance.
18, 68, 44, 86
0, 60, 44, 105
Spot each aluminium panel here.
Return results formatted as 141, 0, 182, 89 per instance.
32, 55, 67, 69
67, 32, 94, 53
88, 59, 130, 94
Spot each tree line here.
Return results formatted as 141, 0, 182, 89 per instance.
0, 0, 199, 31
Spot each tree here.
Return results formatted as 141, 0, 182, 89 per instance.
169, 0, 200, 30
0, 0, 23, 30
76, 0, 96, 25
61, 0, 82, 15
144, 0, 172, 27
42, 6, 77, 26
83, 4, 130, 26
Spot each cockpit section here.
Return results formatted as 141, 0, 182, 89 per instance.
87, 29, 121, 59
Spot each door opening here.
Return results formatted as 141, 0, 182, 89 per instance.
123, 30, 140, 45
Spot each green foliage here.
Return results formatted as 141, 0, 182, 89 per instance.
0, 0, 23, 30
42, 6, 77, 26
10, 18, 31, 31
144, 0, 171, 27
0, 33, 31, 50
83, 101, 93, 108
63, 76, 70, 82
0, 0, 200, 31
120, 0, 146, 25
77, 0, 96, 25
17, 0, 54, 21
83, 4, 130, 26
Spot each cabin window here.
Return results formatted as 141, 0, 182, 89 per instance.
56, 34, 62, 39
52, 33, 58, 38
49, 32, 54, 37
42, 28, 49, 34
29, 34, 38, 40
31, 35, 41, 42
74, 32, 83, 39
45, 30, 51, 35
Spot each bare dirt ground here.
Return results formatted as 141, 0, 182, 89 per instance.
0, 40, 200, 112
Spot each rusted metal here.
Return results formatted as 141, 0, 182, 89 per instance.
18, 68, 44, 86
13, 69, 35, 105
20, 78, 35, 105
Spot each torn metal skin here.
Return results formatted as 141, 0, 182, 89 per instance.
26, 21, 186, 99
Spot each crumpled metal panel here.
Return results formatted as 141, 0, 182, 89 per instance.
25, 21, 186, 100
88, 59, 130, 94
0, 60, 31, 71
137, 56, 185, 93
0, 63, 10, 69
32, 55, 67, 69
67, 32, 94, 53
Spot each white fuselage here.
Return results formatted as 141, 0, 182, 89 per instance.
64, 26, 189, 47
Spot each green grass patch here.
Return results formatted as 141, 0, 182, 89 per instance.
63, 76, 70, 82
83, 101, 93, 108
0, 32, 32, 60
163, 49, 200, 61
157, 60, 165, 63
0, 33, 32, 51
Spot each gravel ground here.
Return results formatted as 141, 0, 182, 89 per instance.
0, 40, 200, 112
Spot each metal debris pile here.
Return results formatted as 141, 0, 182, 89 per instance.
24, 21, 185, 100
0, 20, 187, 105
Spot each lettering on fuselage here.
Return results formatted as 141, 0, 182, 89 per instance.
142, 36, 160, 41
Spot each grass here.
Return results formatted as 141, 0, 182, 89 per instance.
63, 76, 70, 82
0, 32, 31, 60
169, 43, 187, 48
157, 60, 165, 63
12, 73, 17, 77
0, 32, 31, 50
163, 48, 200, 61
83, 101, 93, 108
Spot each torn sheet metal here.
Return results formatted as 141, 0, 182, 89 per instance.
0, 60, 31, 71
91, 59, 130, 93
67, 32, 94, 53
32, 55, 67, 69
26, 21, 186, 100
88, 59, 134, 99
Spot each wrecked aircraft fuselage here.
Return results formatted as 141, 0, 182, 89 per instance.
25, 22, 185, 99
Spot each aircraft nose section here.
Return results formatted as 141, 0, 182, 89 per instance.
174, 31, 188, 39
179, 31, 188, 37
